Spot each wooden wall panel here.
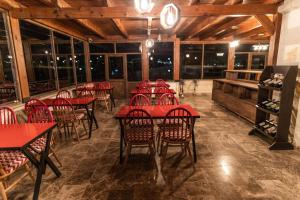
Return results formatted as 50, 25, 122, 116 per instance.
142, 42, 149, 80
84, 41, 92, 82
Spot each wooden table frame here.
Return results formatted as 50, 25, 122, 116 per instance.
114, 105, 200, 163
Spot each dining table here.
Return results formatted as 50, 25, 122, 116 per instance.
114, 104, 200, 163
42, 97, 98, 138
130, 88, 176, 97
0, 123, 60, 200
137, 83, 170, 88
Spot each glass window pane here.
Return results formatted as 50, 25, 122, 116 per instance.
54, 32, 74, 88
234, 54, 248, 69
74, 39, 86, 83
127, 54, 142, 81
90, 55, 105, 81
116, 43, 141, 53
109, 57, 124, 79
20, 20, 56, 95
251, 54, 266, 70
149, 42, 174, 81
89, 43, 114, 53
203, 44, 228, 79
0, 13, 17, 104
180, 44, 202, 79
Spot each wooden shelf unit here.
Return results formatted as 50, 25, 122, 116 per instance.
225, 70, 262, 82
212, 77, 258, 123
249, 65, 298, 150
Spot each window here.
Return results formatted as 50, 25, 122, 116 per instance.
180, 44, 202, 79
74, 39, 86, 83
234, 54, 248, 69
251, 54, 266, 70
90, 55, 105, 81
53, 32, 74, 88
0, 13, 17, 104
109, 56, 124, 79
20, 20, 56, 95
149, 42, 173, 81
127, 54, 142, 81
203, 44, 228, 79
89, 43, 114, 53
116, 43, 141, 53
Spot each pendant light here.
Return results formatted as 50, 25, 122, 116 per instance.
134, 0, 154, 13
160, 3, 180, 29
145, 38, 154, 48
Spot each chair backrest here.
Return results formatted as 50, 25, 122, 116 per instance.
56, 90, 71, 99
137, 81, 150, 89
129, 94, 151, 106
24, 98, 46, 114
52, 98, 74, 122
161, 107, 193, 141
0, 107, 17, 125
157, 93, 179, 105
27, 105, 54, 123
94, 83, 108, 98
84, 82, 95, 89
124, 109, 154, 142
78, 88, 94, 98
155, 87, 171, 99
100, 81, 111, 88
137, 87, 152, 98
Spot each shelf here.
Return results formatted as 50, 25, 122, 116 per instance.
258, 84, 282, 91
225, 70, 263, 74
214, 79, 258, 90
256, 105, 280, 116
253, 126, 275, 141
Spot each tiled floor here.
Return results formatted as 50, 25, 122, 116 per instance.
8, 93, 300, 200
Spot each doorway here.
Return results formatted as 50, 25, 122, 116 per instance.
107, 55, 126, 98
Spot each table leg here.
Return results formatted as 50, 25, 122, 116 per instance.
119, 119, 124, 164
109, 89, 116, 110
191, 119, 197, 163
87, 101, 98, 139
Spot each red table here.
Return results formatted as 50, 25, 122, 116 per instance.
42, 97, 98, 138
130, 88, 176, 96
115, 104, 200, 163
137, 83, 170, 88
0, 123, 60, 200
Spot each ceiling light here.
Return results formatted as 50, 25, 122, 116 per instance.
145, 38, 154, 48
229, 40, 239, 48
231, 26, 239, 30
134, 0, 154, 13
186, 54, 190, 58
160, 3, 180, 29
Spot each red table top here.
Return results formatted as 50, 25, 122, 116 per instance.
115, 104, 200, 119
137, 83, 170, 88
73, 86, 114, 91
43, 97, 96, 106
130, 89, 176, 95
0, 123, 56, 150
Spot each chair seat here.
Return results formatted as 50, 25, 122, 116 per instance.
125, 128, 154, 143
161, 129, 191, 142
0, 151, 28, 174
96, 94, 110, 101
57, 112, 85, 122
30, 137, 46, 152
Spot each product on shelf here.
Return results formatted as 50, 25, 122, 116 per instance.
260, 73, 284, 88
257, 120, 277, 137
258, 100, 280, 113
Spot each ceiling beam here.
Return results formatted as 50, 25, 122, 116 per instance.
106, 0, 128, 39
255, 14, 274, 35
235, 26, 266, 39
10, 4, 278, 19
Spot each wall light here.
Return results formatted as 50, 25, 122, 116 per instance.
229, 40, 240, 48
134, 0, 154, 13
145, 38, 154, 48
160, 3, 180, 29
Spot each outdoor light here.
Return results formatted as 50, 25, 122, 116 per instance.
229, 40, 240, 48
160, 3, 180, 29
134, 0, 154, 13
186, 54, 190, 58
145, 38, 154, 48
253, 44, 269, 51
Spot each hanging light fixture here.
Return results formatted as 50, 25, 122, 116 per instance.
134, 0, 154, 13
145, 38, 154, 48
160, 3, 180, 29
229, 40, 240, 48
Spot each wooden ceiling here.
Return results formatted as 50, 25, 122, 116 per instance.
1, 0, 283, 42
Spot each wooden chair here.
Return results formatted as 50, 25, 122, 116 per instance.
94, 83, 110, 112
137, 87, 152, 99
52, 98, 87, 142
56, 90, 72, 99
123, 109, 156, 169
129, 94, 151, 106
24, 98, 47, 116
154, 87, 171, 102
157, 93, 179, 105
159, 107, 194, 169
27, 105, 62, 167
0, 107, 34, 200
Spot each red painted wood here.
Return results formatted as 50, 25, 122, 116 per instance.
130, 89, 176, 95
115, 104, 200, 119
42, 97, 96, 106
0, 123, 56, 149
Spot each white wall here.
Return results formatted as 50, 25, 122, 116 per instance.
277, 0, 300, 147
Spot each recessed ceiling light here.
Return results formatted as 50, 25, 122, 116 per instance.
231, 26, 239, 30
258, 33, 265, 36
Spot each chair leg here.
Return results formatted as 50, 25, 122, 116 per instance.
161, 142, 168, 170
81, 120, 88, 135
105, 100, 109, 112
50, 147, 62, 167
149, 142, 158, 171
0, 182, 7, 200
73, 123, 80, 142
123, 144, 132, 168
185, 143, 195, 169
24, 163, 35, 181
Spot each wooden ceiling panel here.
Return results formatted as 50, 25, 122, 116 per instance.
63, 0, 107, 7
14, 0, 45, 7
121, 19, 147, 35
92, 19, 121, 36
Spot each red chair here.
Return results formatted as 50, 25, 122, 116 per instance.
94, 83, 110, 112
154, 87, 171, 101
56, 90, 72, 99
137, 81, 150, 89
137, 87, 152, 99
159, 107, 194, 169
24, 98, 46, 115
0, 107, 34, 200
157, 93, 179, 105
129, 94, 151, 106
123, 109, 156, 169
78, 88, 94, 98
27, 106, 62, 167
52, 98, 87, 142
0, 107, 17, 125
